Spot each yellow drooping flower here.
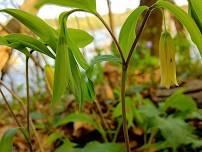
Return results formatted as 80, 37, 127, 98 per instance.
45, 64, 54, 94
159, 32, 178, 89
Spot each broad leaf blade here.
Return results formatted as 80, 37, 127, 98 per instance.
68, 28, 93, 48
0, 128, 18, 152
52, 29, 69, 103
3, 34, 55, 58
156, 1, 202, 56
119, 6, 149, 59
35, 0, 97, 12
60, 12, 89, 70
0, 9, 58, 50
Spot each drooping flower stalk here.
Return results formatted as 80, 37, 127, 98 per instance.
159, 32, 178, 89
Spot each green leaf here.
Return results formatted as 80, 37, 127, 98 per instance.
163, 90, 197, 112
0, 36, 30, 56
60, 12, 89, 70
80, 141, 126, 152
35, 0, 97, 12
155, 0, 202, 56
91, 55, 121, 65
81, 77, 95, 101
153, 117, 201, 150
0, 9, 58, 50
68, 50, 84, 110
0, 128, 18, 152
55, 139, 77, 152
119, 6, 149, 59
46, 132, 63, 145
55, 141, 126, 152
55, 113, 105, 137
31, 112, 46, 120
52, 27, 70, 103
188, 0, 202, 33
1, 34, 55, 58
113, 98, 134, 127
68, 28, 93, 48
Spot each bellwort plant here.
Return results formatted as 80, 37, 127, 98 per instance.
159, 32, 178, 89
0, 0, 201, 151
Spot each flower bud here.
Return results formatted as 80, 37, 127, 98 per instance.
45, 64, 54, 94
159, 32, 178, 89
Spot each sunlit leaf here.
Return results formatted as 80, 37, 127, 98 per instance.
0, 9, 58, 50
155, 0, 202, 55
188, 0, 202, 33
119, 6, 149, 59
52, 27, 70, 103
0, 128, 18, 152
0, 36, 30, 56
35, 0, 97, 12
68, 28, 93, 48
60, 12, 89, 70
0, 34, 55, 58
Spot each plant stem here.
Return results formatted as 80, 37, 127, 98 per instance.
94, 12, 125, 63
112, 119, 122, 142
26, 57, 31, 138
106, 0, 115, 35
0, 89, 33, 152
0, 80, 45, 152
121, 65, 131, 152
60, 8, 125, 64
126, 8, 153, 66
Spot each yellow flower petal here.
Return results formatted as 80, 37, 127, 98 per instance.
159, 32, 178, 89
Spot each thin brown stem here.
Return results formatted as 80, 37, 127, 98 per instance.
121, 65, 130, 152
26, 57, 31, 138
126, 8, 153, 66
61, 9, 125, 64
0, 89, 33, 152
94, 13, 125, 63
106, 0, 115, 35
0, 80, 45, 152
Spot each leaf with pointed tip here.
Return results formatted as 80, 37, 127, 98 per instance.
1, 34, 55, 58
0, 36, 30, 56
155, 1, 202, 56
35, 0, 97, 12
68, 28, 93, 48
119, 6, 149, 59
60, 12, 90, 70
52, 29, 69, 103
0, 9, 58, 50
0, 128, 18, 152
